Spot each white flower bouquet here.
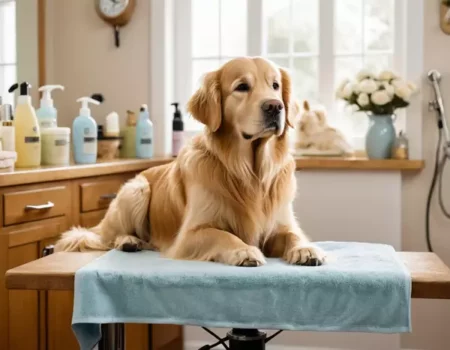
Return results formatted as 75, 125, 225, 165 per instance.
335, 69, 418, 115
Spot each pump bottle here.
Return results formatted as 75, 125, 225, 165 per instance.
135, 104, 153, 158
171, 102, 184, 157
8, 82, 41, 167
36, 85, 65, 129
72, 97, 99, 164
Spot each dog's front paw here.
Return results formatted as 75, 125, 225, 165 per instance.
222, 246, 266, 267
114, 235, 144, 252
285, 245, 326, 266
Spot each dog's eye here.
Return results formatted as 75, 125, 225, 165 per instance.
235, 83, 250, 92
273, 82, 280, 90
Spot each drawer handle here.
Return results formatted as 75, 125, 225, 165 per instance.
25, 201, 54, 211
100, 193, 117, 200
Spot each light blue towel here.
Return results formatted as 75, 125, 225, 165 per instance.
72, 242, 411, 350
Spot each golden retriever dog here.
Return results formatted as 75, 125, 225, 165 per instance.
295, 101, 353, 155
55, 57, 326, 267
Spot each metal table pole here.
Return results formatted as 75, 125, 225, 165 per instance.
99, 323, 125, 350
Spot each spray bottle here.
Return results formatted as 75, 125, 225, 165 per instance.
72, 97, 99, 164
36, 85, 65, 129
135, 104, 153, 158
8, 82, 41, 167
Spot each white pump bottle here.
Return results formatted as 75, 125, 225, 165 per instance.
36, 85, 65, 129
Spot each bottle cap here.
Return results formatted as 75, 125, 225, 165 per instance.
126, 110, 136, 126
38, 85, 65, 108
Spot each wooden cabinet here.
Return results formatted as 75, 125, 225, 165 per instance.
0, 159, 182, 350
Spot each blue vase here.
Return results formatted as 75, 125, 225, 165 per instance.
365, 114, 396, 159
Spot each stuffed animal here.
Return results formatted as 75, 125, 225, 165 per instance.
294, 101, 353, 156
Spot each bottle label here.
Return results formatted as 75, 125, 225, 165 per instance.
25, 136, 40, 143
40, 120, 56, 128
140, 138, 152, 145
83, 136, 97, 154
55, 139, 69, 146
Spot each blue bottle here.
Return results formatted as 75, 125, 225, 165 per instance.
72, 97, 100, 164
136, 104, 153, 158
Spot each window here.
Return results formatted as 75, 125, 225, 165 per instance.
0, 0, 16, 107
175, 0, 405, 147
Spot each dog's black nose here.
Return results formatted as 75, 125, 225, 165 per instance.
262, 99, 283, 118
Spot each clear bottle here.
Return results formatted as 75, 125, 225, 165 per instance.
8, 82, 41, 167
135, 104, 153, 158
120, 110, 137, 158
36, 85, 65, 129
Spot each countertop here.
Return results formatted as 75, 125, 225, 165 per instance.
0, 156, 424, 188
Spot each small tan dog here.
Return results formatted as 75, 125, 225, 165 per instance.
55, 57, 326, 267
295, 101, 353, 155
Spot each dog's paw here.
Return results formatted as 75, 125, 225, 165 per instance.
223, 246, 266, 267
285, 245, 326, 266
114, 236, 143, 253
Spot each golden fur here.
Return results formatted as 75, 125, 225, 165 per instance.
295, 100, 353, 155
55, 57, 326, 267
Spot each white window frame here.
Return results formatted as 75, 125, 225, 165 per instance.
0, 0, 17, 107
149, 0, 424, 159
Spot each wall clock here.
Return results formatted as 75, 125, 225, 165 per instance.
95, 0, 137, 47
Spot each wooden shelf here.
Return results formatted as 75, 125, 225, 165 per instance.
295, 157, 424, 171
0, 156, 424, 188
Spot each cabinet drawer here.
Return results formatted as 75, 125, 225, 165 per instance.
3, 185, 70, 226
80, 177, 128, 213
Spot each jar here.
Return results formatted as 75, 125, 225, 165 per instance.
41, 127, 71, 166
392, 130, 409, 160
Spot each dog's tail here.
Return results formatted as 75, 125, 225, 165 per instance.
54, 225, 109, 252
54, 174, 151, 252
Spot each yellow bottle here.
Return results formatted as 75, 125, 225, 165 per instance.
8, 82, 41, 167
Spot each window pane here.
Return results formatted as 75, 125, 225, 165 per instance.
192, 59, 221, 92
192, 0, 219, 58
221, 0, 247, 56
293, 58, 318, 103
364, 54, 392, 73
0, 65, 17, 106
268, 57, 290, 70
364, 0, 394, 52
292, 0, 319, 53
264, 0, 290, 54
0, 1, 16, 63
334, 56, 363, 89
335, 0, 363, 54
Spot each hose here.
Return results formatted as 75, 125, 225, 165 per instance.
425, 125, 450, 253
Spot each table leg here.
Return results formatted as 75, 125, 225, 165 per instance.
99, 323, 125, 350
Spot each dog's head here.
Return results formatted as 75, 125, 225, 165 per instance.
298, 100, 327, 135
187, 57, 296, 141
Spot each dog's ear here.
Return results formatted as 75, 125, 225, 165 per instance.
280, 68, 295, 128
187, 70, 222, 132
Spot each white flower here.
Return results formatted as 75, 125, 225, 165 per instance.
395, 86, 412, 102
356, 69, 375, 82
341, 83, 354, 99
351, 82, 361, 94
391, 79, 408, 89
371, 90, 392, 106
358, 79, 378, 94
378, 70, 397, 81
381, 82, 395, 97
357, 93, 370, 107
335, 79, 350, 98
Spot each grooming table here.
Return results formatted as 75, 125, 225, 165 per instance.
5, 249, 450, 350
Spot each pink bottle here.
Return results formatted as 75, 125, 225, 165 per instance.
171, 102, 184, 157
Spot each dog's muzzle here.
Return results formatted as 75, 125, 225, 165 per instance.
261, 99, 283, 130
